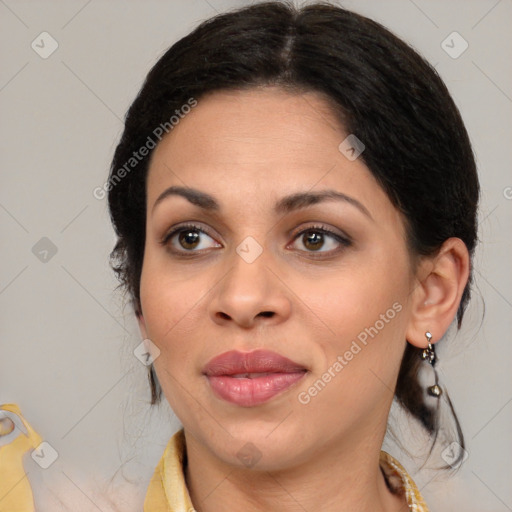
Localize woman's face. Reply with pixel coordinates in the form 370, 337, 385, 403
139, 87, 418, 470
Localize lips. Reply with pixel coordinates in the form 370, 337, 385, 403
203, 350, 307, 407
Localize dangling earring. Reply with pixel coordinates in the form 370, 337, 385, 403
421, 331, 442, 397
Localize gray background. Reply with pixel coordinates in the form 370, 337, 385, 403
1, 0, 511, 510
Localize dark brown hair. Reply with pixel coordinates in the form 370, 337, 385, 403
107, 1, 479, 467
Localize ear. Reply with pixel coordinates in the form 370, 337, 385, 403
405, 237, 470, 347
137, 311, 148, 339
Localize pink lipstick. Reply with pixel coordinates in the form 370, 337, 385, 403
203, 350, 307, 407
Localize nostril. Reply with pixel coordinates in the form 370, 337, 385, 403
258, 311, 274, 318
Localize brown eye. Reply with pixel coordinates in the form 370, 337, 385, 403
302, 231, 325, 251
290, 225, 352, 255
178, 229, 201, 250
161, 223, 222, 254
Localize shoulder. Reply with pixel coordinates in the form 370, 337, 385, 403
144, 429, 192, 512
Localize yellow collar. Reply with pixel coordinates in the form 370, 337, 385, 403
144, 429, 429, 512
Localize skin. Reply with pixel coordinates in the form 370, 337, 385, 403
137, 87, 469, 512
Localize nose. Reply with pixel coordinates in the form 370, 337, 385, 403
208, 246, 291, 329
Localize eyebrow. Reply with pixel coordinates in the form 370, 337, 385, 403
151, 185, 372, 220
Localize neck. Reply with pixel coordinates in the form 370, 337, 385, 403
184, 426, 407, 512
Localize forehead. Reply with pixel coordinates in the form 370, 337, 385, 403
145, 87, 392, 221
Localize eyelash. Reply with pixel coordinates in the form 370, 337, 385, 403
160, 222, 352, 258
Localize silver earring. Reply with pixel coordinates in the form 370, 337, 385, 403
421, 331, 442, 397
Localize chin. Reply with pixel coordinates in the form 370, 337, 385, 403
206, 418, 315, 472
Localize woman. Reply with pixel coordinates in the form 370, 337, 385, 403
107, 2, 479, 510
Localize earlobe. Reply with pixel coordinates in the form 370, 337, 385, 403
406, 237, 470, 348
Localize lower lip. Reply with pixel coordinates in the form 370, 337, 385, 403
206, 372, 306, 407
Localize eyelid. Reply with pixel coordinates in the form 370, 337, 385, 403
289, 222, 351, 244
159, 222, 219, 246
160, 221, 353, 256
287, 223, 352, 256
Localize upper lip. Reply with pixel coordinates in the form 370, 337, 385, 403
203, 350, 307, 376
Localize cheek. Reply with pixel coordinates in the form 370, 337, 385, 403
307, 261, 408, 337
295, 280, 408, 425
139, 269, 205, 412
300, 251, 410, 395
139, 261, 201, 358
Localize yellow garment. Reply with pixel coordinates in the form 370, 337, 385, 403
0, 403, 42, 512
144, 428, 429, 511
